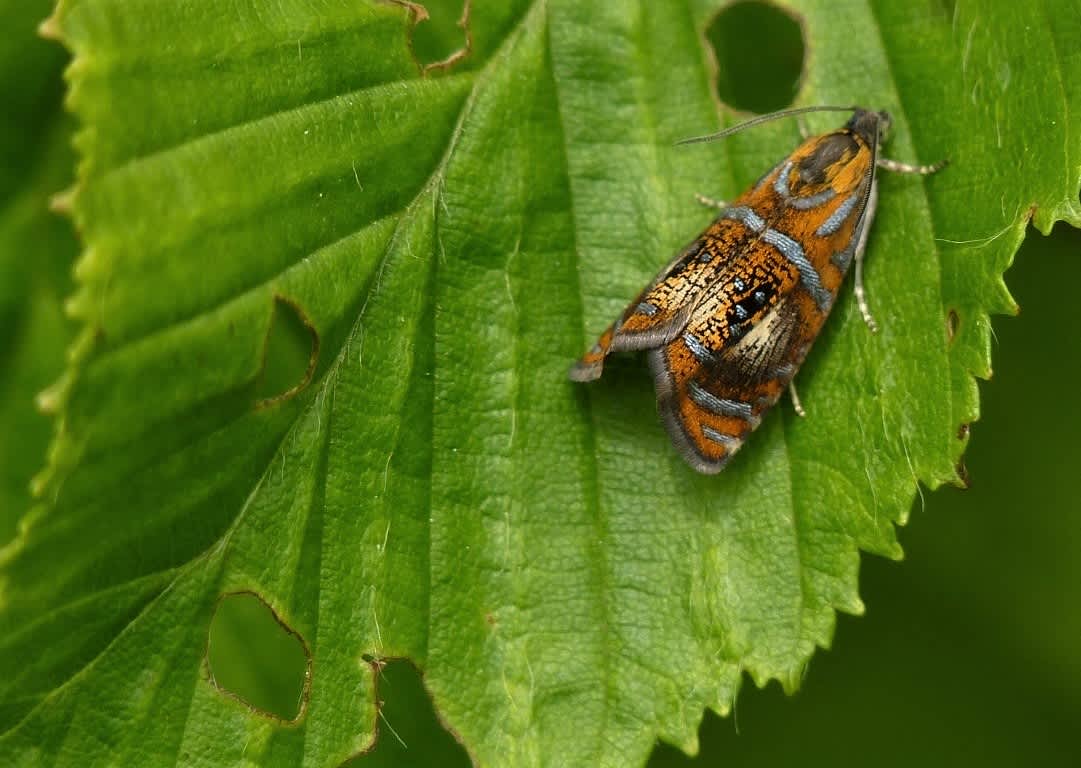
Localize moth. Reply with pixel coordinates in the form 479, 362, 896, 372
570, 106, 945, 474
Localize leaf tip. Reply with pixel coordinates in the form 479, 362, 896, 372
37, 13, 62, 42
49, 186, 77, 216
35, 378, 65, 416
62, 291, 84, 320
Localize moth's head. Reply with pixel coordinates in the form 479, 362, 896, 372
847, 109, 893, 147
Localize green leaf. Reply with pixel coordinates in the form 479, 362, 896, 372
0, 127, 76, 547
0, 0, 76, 544
2, 1, 1078, 767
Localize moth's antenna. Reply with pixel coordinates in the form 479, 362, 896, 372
676, 105, 857, 146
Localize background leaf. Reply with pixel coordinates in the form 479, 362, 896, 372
1, 1, 1078, 767
0, 0, 76, 545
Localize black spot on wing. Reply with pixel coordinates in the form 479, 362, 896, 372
711, 299, 805, 390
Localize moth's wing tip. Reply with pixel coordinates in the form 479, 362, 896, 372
660, 410, 734, 474
688, 458, 728, 475
650, 349, 746, 475
610, 303, 696, 355
568, 359, 604, 382
653, 391, 735, 476
673, 431, 734, 474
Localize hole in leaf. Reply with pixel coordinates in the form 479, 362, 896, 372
255, 295, 318, 408
704, 1, 805, 114
346, 659, 471, 766
207, 592, 310, 721
402, 0, 472, 74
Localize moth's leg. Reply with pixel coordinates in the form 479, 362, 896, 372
789, 382, 806, 418
853, 181, 880, 333
877, 157, 948, 175
694, 193, 728, 210
857, 156, 942, 329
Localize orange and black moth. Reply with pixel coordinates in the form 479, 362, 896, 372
570, 107, 945, 474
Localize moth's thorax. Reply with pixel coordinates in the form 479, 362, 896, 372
846, 108, 892, 145
782, 130, 873, 200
